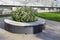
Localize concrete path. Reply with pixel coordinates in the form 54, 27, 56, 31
0, 17, 60, 40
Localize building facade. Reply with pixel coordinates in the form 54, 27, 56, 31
0, 0, 60, 14
0, 7, 12, 14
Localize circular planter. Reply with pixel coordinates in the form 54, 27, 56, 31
4, 18, 45, 34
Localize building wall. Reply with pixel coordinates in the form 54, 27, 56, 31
0, 7, 59, 14
0, 7, 12, 14
37, 7, 60, 12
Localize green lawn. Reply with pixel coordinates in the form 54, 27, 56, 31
37, 12, 60, 22
0, 14, 11, 18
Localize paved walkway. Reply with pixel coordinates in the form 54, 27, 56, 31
0, 17, 60, 40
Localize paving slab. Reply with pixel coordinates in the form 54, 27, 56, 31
0, 17, 60, 40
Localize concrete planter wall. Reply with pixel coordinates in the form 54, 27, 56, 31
4, 18, 45, 34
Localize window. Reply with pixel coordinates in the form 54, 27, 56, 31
48, 8, 54, 10
40, 8, 45, 10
